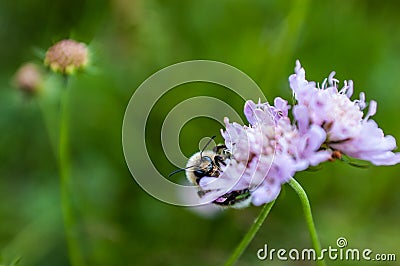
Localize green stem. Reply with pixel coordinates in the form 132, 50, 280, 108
224, 200, 275, 266
59, 89, 85, 266
288, 178, 326, 266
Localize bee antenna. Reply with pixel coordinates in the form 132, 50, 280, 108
168, 164, 196, 177
200, 135, 216, 158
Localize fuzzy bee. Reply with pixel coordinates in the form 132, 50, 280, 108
185, 142, 230, 185
170, 136, 252, 208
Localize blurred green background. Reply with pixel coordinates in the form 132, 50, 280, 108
1, 0, 399, 265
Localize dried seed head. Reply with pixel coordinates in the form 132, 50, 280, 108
44, 39, 89, 74
14, 63, 43, 94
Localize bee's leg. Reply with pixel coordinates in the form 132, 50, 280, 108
214, 155, 227, 169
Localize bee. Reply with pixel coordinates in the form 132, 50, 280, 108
170, 136, 252, 208
185, 142, 230, 185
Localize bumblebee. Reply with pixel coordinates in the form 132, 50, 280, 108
185, 143, 230, 185
170, 136, 251, 208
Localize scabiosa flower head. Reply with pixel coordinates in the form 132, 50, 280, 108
198, 98, 329, 207
13, 63, 43, 95
290, 60, 400, 165
188, 60, 399, 208
198, 110, 286, 207
245, 99, 330, 171
44, 39, 89, 75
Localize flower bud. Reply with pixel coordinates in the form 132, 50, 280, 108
44, 39, 89, 74
14, 63, 43, 95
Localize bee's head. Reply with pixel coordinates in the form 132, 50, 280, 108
169, 136, 217, 185
195, 156, 213, 176
184, 150, 216, 184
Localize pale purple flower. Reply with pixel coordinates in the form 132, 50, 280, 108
192, 60, 399, 208
198, 113, 285, 207
245, 99, 330, 171
198, 98, 329, 207
290, 60, 400, 165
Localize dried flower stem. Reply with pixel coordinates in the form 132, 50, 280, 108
224, 200, 275, 266
288, 178, 326, 266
